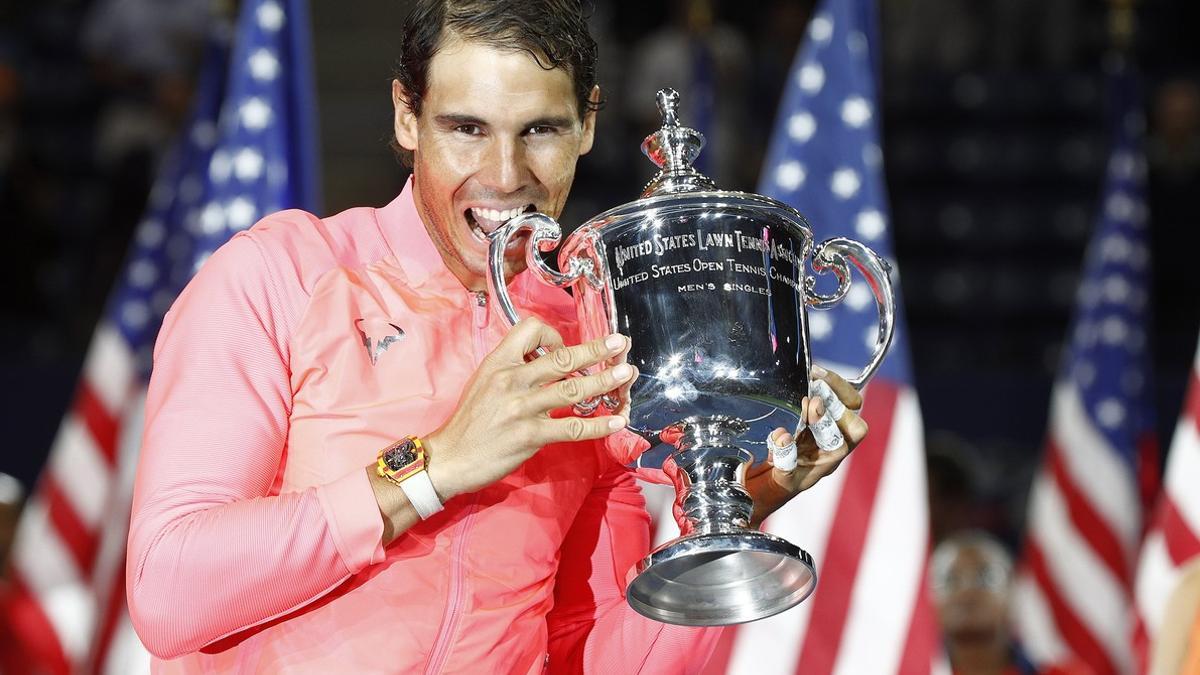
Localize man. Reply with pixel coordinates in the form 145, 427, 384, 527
127, 1, 868, 672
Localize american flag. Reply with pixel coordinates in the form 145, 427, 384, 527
1, 1, 318, 672
649, 0, 941, 671
1012, 63, 1157, 675
1132, 345, 1200, 662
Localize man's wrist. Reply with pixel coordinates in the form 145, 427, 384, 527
421, 433, 456, 502
376, 436, 445, 518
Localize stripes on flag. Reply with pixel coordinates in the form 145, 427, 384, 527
0, 2, 319, 672
1133, 346, 1200, 672
657, 0, 940, 672
1013, 61, 1155, 675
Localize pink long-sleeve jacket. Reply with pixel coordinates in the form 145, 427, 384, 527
126, 179, 719, 673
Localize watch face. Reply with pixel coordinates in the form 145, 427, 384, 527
384, 439, 418, 471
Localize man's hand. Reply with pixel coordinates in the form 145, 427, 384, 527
744, 366, 869, 526
423, 317, 637, 501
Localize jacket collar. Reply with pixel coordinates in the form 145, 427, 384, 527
374, 176, 540, 307
375, 177, 451, 289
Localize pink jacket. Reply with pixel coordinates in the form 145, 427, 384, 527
127, 180, 719, 673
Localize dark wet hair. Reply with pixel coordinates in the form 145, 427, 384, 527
390, 0, 602, 164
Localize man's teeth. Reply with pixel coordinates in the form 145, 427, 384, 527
470, 206, 527, 228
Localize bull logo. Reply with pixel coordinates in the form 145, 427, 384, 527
355, 318, 405, 366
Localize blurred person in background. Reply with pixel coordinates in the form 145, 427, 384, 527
81, 0, 211, 289
1150, 558, 1200, 675
926, 432, 981, 545
932, 531, 1088, 675
1148, 77, 1200, 186
625, 0, 753, 188
883, 0, 981, 73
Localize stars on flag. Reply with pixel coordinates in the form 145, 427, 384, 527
830, 167, 861, 199
775, 161, 806, 191
103, 0, 312, 367
808, 12, 833, 44
257, 0, 285, 32
808, 311, 833, 340
248, 48, 280, 82
788, 112, 816, 143
233, 147, 265, 181
840, 96, 872, 127
227, 197, 258, 230
797, 63, 825, 94
845, 283, 872, 311
758, 0, 910, 382
1053, 82, 1153, 460
239, 97, 273, 131
855, 208, 886, 240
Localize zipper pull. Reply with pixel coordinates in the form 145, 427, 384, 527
473, 290, 488, 307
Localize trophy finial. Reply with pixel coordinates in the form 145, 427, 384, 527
640, 88, 716, 196
657, 88, 681, 128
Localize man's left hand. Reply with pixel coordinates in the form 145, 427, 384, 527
744, 366, 869, 527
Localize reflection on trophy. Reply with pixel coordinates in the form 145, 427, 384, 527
488, 89, 896, 626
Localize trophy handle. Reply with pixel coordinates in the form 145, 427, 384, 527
806, 237, 896, 390
487, 213, 618, 414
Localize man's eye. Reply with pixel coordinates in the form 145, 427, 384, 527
526, 125, 556, 136
455, 125, 482, 136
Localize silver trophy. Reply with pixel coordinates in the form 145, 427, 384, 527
487, 89, 896, 626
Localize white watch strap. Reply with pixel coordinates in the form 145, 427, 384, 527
399, 470, 443, 519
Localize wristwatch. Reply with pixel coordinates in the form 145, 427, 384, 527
376, 436, 443, 519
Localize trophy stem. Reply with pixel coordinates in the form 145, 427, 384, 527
667, 416, 755, 536
627, 415, 818, 626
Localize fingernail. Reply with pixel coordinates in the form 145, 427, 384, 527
811, 365, 828, 379
611, 363, 632, 379
608, 416, 627, 430
813, 397, 826, 417
605, 334, 625, 351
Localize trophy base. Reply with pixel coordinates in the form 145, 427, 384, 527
627, 530, 817, 626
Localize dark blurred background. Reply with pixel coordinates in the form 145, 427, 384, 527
0, 0, 1197, 546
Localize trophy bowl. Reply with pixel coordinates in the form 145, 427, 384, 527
487, 89, 896, 626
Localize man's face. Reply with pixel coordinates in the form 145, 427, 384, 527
932, 544, 1010, 648
393, 34, 597, 291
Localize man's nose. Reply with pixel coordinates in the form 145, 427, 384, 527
479, 138, 529, 193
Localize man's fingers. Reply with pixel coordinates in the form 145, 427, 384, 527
525, 362, 637, 412
810, 379, 847, 422
812, 364, 863, 412
495, 317, 565, 365
525, 333, 627, 385
836, 410, 869, 449
806, 380, 867, 450
798, 395, 844, 456
540, 414, 627, 445
767, 426, 798, 471
610, 364, 639, 419
810, 410, 846, 453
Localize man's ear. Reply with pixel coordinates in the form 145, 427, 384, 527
579, 85, 601, 156
393, 79, 419, 152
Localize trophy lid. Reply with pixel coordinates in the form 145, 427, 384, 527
640, 88, 717, 197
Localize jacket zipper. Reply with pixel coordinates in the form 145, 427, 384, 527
424, 290, 490, 674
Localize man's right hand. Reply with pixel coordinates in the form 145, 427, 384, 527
422, 317, 636, 502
